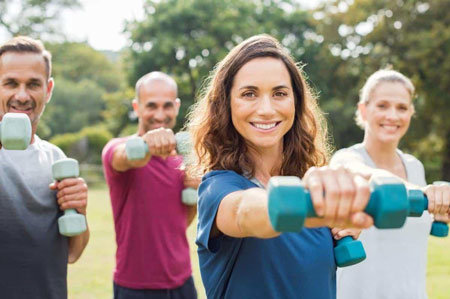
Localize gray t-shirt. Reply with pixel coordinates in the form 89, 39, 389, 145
331, 143, 432, 299
0, 135, 69, 299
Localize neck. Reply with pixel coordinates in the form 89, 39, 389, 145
362, 133, 399, 166
248, 143, 283, 187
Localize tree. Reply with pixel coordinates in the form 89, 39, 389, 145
38, 42, 124, 137
0, 0, 80, 38
124, 0, 317, 130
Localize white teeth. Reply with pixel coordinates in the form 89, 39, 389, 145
253, 123, 277, 130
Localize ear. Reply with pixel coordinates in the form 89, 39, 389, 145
358, 102, 367, 122
45, 78, 54, 104
174, 98, 181, 116
132, 98, 140, 117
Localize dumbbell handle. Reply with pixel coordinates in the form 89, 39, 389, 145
52, 159, 87, 237
408, 182, 449, 237
125, 132, 191, 160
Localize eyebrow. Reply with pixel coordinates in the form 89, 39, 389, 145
238, 84, 290, 91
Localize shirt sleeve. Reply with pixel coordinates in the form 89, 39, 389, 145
329, 148, 365, 167
102, 138, 125, 178
196, 170, 249, 253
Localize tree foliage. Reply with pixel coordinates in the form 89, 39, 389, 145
0, 0, 80, 38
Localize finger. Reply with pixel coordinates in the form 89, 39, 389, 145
304, 171, 325, 217
435, 187, 444, 214
56, 183, 86, 199
321, 169, 340, 226
425, 186, 436, 213
58, 192, 87, 207
49, 182, 58, 190
56, 178, 87, 190
352, 174, 371, 213
334, 168, 355, 227
60, 198, 87, 212
443, 187, 450, 214
351, 211, 373, 229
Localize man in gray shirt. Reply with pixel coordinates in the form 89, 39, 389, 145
0, 36, 90, 298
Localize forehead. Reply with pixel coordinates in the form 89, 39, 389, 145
371, 81, 412, 104
0, 52, 47, 81
233, 57, 292, 89
139, 79, 177, 104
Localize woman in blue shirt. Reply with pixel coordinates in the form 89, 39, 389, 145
186, 34, 374, 299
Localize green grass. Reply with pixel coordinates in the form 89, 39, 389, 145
69, 187, 450, 299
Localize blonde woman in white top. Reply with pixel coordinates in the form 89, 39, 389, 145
331, 69, 450, 299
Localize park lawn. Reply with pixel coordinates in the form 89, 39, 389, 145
68, 187, 450, 299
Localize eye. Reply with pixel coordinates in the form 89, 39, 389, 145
377, 103, 387, 109
3, 80, 17, 87
398, 106, 408, 111
274, 91, 288, 98
28, 82, 41, 89
242, 91, 256, 98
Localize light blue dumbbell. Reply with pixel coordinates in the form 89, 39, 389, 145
125, 132, 198, 205
0, 113, 31, 150
268, 176, 408, 267
408, 181, 449, 237
52, 158, 87, 237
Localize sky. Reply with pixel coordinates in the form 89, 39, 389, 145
62, 0, 145, 51
1, 0, 322, 52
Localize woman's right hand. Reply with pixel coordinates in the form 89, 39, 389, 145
302, 166, 373, 229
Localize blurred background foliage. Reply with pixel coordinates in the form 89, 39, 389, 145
1, 0, 449, 182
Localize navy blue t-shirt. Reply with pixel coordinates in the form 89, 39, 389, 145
196, 170, 336, 299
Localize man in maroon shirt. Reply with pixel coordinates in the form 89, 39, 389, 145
102, 72, 198, 299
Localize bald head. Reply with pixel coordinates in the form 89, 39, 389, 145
135, 72, 178, 102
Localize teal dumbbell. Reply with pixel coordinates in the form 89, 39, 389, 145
268, 176, 408, 267
0, 113, 32, 150
408, 181, 449, 237
52, 158, 87, 237
125, 132, 198, 205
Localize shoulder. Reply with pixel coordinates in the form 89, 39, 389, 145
35, 136, 66, 159
330, 144, 365, 166
201, 170, 251, 189
398, 150, 424, 170
199, 170, 254, 203
101, 136, 129, 163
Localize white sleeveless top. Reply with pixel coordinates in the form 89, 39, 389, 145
331, 143, 432, 299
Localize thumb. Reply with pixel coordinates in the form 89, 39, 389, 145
49, 181, 58, 190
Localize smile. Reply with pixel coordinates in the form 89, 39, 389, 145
250, 122, 280, 130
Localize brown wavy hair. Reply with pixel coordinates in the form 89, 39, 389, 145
186, 34, 329, 178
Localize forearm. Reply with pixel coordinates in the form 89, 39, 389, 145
230, 188, 280, 239
68, 227, 90, 264
112, 144, 151, 172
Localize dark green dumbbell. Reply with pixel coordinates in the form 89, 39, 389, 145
125, 132, 198, 205
0, 113, 31, 150
408, 181, 449, 237
267, 176, 408, 267
52, 158, 87, 237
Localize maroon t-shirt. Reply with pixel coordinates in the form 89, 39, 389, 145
102, 137, 192, 289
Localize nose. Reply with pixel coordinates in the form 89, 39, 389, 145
256, 94, 276, 117
385, 107, 399, 120
153, 107, 166, 122
14, 86, 31, 103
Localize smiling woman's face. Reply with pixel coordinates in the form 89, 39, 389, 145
230, 57, 295, 152
360, 81, 414, 144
